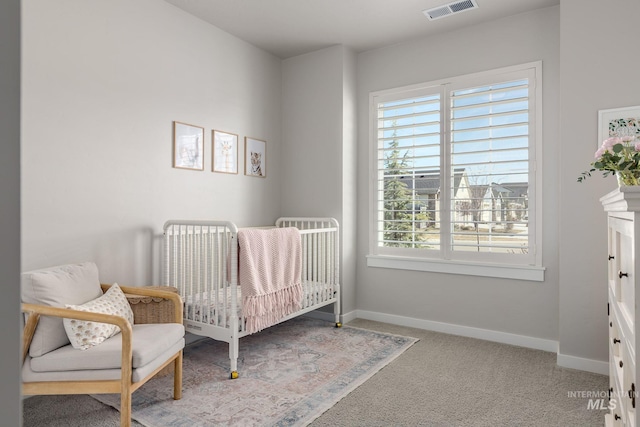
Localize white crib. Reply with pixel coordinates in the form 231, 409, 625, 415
163, 217, 341, 378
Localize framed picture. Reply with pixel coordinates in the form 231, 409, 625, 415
598, 106, 640, 148
173, 121, 204, 170
212, 130, 238, 174
245, 137, 266, 178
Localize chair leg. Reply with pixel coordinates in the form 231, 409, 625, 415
174, 350, 183, 400
120, 387, 132, 427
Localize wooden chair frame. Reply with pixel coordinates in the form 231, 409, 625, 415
22, 284, 184, 427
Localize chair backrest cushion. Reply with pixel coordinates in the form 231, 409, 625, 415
22, 262, 103, 357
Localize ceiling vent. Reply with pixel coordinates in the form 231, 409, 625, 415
423, 0, 478, 21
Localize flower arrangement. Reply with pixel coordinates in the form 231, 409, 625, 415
578, 135, 640, 185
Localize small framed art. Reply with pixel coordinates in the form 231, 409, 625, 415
245, 137, 266, 178
173, 121, 204, 170
212, 130, 238, 174
598, 106, 640, 147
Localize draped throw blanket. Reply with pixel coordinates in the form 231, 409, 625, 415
237, 227, 303, 334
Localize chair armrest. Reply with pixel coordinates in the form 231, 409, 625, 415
21, 303, 133, 331
101, 284, 183, 324
22, 311, 39, 364
20, 303, 133, 377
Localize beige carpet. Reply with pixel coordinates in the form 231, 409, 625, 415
23, 318, 608, 427
311, 319, 608, 427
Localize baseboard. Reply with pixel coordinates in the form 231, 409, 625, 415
557, 353, 609, 375
185, 332, 208, 345
310, 308, 607, 375
341, 310, 357, 324
305, 309, 357, 324
355, 309, 559, 353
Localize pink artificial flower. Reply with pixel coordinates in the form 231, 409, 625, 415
635, 141, 640, 152
595, 137, 621, 158
602, 136, 622, 149
621, 135, 635, 143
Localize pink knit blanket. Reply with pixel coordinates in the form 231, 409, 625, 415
237, 227, 303, 334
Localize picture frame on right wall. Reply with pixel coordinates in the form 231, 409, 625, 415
245, 137, 266, 178
598, 105, 640, 148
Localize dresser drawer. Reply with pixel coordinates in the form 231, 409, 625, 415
609, 216, 635, 329
622, 342, 636, 425
612, 323, 623, 360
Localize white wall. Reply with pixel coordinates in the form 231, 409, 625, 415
281, 47, 344, 218
558, 0, 640, 365
1, 0, 21, 422
281, 45, 358, 315
22, 0, 283, 284
355, 7, 561, 343
342, 48, 358, 317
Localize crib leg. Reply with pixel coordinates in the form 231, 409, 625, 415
334, 288, 342, 328
229, 333, 239, 379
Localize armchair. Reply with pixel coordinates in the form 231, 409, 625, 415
21, 262, 184, 427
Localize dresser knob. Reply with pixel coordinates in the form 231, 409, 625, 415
619, 271, 629, 279
610, 322, 613, 327
615, 414, 621, 420
613, 338, 621, 344
609, 255, 615, 260
630, 383, 636, 409
620, 360, 624, 368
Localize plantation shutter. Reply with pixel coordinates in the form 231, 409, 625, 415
449, 77, 531, 256
375, 88, 442, 250
371, 64, 538, 269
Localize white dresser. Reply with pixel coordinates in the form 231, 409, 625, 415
602, 187, 640, 426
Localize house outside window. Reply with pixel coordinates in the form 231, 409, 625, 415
368, 62, 544, 281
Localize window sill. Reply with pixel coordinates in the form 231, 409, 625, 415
366, 255, 545, 282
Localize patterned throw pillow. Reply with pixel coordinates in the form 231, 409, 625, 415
62, 283, 134, 350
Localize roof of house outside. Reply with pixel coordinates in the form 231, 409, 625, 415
499, 182, 528, 198
464, 182, 529, 199
389, 170, 529, 201
396, 168, 467, 195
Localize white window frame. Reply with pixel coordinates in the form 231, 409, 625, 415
367, 62, 544, 282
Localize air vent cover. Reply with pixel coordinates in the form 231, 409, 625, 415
423, 0, 478, 20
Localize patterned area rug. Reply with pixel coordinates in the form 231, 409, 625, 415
92, 317, 417, 426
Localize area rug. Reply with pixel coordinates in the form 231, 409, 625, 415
92, 317, 418, 426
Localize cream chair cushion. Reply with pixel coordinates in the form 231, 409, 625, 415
23, 323, 185, 383
21, 262, 103, 357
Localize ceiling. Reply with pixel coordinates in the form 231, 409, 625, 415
163, 0, 559, 59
